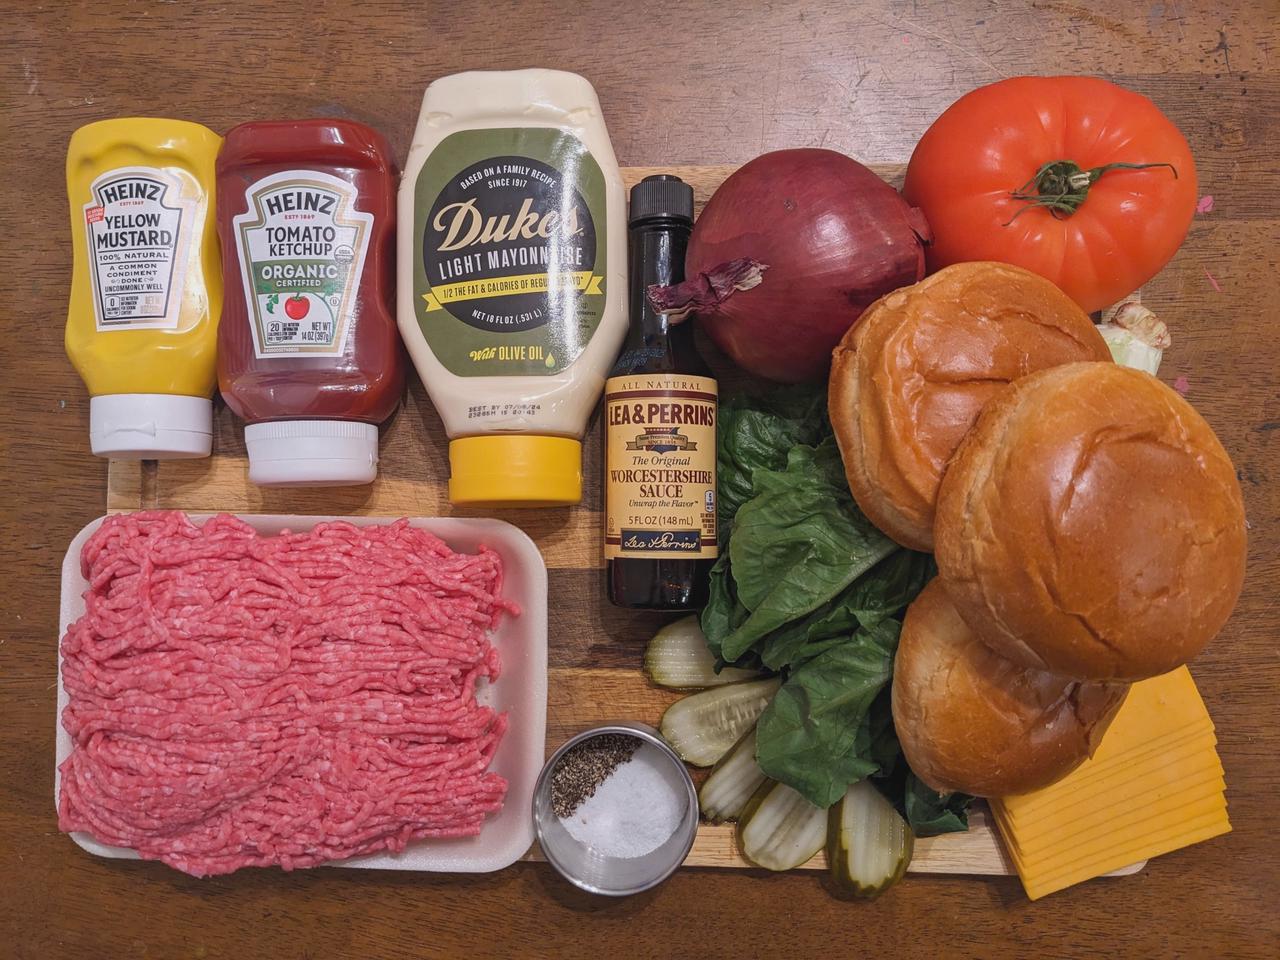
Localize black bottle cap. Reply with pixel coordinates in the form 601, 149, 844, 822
629, 174, 694, 226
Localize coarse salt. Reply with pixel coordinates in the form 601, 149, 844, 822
560, 742, 686, 859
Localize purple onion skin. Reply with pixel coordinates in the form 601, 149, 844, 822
680, 149, 929, 383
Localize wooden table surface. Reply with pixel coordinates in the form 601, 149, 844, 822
3, 2, 1278, 957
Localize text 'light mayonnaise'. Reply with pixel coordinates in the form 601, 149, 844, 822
398, 70, 628, 506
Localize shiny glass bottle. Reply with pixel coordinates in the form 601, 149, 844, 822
604, 175, 718, 609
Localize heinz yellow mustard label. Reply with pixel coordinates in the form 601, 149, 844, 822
65, 118, 223, 399
604, 374, 718, 560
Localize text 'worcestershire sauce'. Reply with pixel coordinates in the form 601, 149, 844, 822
604, 176, 717, 609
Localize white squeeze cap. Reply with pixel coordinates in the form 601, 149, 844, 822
89, 393, 213, 460
244, 420, 379, 487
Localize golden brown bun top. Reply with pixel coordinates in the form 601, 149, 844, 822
892, 579, 1128, 798
830, 261, 1111, 551
935, 362, 1247, 681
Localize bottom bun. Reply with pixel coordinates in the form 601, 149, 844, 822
893, 579, 1128, 797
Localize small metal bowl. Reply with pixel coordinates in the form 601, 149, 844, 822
533, 722, 698, 896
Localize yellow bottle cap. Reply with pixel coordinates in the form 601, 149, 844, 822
448, 435, 582, 507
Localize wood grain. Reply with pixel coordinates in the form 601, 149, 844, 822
3, 2, 1278, 958
523, 808, 1146, 878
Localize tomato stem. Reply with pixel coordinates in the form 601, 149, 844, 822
1005, 160, 1178, 224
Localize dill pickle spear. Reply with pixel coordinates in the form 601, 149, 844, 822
827, 779, 914, 898
644, 616, 765, 690
737, 779, 828, 871
699, 725, 767, 822
659, 677, 781, 767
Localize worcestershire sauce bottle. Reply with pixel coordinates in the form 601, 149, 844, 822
604, 176, 717, 609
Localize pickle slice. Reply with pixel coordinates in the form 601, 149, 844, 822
827, 779, 914, 898
644, 616, 764, 690
737, 779, 828, 871
699, 725, 767, 822
659, 677, 781, 767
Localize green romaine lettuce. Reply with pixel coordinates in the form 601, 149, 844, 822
701, 554, 747, 663
755, 621, 900, 808
719, 442, 896, 663
694, 389, 970, 831
756, 550, 935, 670
716, 386, 830, 530
903, 773, 974, 837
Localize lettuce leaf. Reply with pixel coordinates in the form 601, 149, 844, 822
836, 549, 937, 629
701, 553, 747, 662
716, 386, 830, 531
719, 442, 896, 663
755, 621, 900, 808
865, 686, 901, 776
756, 550, 935, 670
903, 773, 974, 837
698, 390, 969, 830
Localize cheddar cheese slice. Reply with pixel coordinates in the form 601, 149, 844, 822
992, 799, 1228, 879
1000, 722, 1214, 820
1017, 791, 1228, 877
998, 733, 1221, 836
1085, 667, 1209, 760
1022, 811, 1230, 901
989, 666, 1229, 900
1003, 772, 1225, 858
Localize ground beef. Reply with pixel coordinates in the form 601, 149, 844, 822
58, 511, 519, 877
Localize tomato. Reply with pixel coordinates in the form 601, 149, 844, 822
284, 294, 309, 320
903, 76, 1197, 314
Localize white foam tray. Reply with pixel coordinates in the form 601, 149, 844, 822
55, 513, 548, 874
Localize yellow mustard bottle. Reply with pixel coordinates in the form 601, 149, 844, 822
65, 118, 222, 458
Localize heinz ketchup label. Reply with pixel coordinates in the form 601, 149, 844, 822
232, 170, 372, 358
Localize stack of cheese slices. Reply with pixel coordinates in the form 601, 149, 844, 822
990, 666, 1228, 899
829, 262, 1247, 897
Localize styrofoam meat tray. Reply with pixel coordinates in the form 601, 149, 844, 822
55, 513, 548, 874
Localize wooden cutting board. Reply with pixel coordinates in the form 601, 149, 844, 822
102, 164, 1142, 880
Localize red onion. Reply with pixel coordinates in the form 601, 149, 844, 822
649, 149, 930, 383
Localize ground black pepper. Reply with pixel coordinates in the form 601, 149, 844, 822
550, 733, 641, 819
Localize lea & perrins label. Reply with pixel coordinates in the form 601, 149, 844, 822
604, 374, 718, 559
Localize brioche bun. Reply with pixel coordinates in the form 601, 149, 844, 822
893, 579, 1128, 797
935, 362, 1247, 681
830, 262, 1111, 550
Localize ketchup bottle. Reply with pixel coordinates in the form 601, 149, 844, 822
217, 120, 403, 486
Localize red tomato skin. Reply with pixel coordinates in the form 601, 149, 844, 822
903, 76, 1197, 314
284, 295, 309, 320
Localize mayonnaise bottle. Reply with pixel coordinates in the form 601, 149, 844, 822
65, 118, 222, 459
398, 70, 627, 506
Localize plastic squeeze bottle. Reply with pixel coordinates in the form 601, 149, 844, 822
217, 120, 403, 486
398, 70, 628, 506
65, 118, 223, 458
